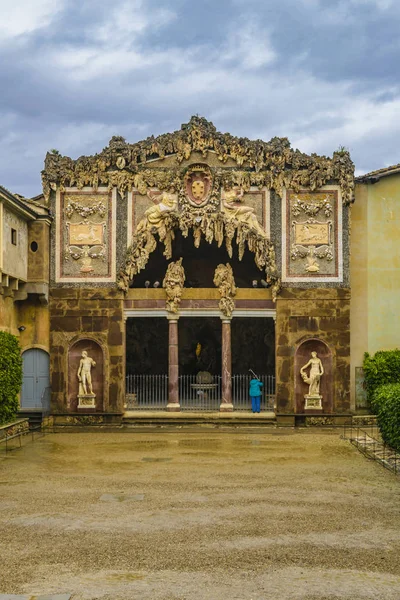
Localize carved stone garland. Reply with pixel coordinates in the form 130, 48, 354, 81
163, 258, 185, 314
213, 263, 237, 318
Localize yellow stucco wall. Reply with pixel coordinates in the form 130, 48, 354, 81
351, 175, 400, 407
0, 295, 49, 351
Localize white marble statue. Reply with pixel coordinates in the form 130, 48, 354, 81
300, 351, 324, 396
77, 350, 96, 396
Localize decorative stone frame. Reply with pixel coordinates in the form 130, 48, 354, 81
54, 187, 117, 284
281, 185, 344, 284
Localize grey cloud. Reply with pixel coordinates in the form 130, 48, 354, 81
0, 0, 399, 196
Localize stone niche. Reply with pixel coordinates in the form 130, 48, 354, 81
295, 339, 333, 413
68, 339, 104, 412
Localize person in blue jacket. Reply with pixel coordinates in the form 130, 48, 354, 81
249, 377, 263, 413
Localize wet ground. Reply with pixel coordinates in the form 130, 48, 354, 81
0, 429, 400, 599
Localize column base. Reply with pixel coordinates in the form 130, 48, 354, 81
166, 403, 181, 412
220, 402, 234, 412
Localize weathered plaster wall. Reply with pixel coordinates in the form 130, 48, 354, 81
49, 288, 125, 414
2, 206, 28, 280
0, 295, 19, 335
0, 296, 49, 354
351, 177, 400, 407
28, 221, 50, 282
276, 288, 350, 414
18, 299, 50, 352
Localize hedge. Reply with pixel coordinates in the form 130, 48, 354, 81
0, 331, 22, 425
363, 349, 400, 403
371, 383, 400, 452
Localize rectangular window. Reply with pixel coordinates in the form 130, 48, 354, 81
11, 228, 17, 245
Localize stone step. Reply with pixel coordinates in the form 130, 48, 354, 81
17, 410, 43, 429
121, 411, 276, 428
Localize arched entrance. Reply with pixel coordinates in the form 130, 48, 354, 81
21, 349, 50, 410
122, 183, 278, 412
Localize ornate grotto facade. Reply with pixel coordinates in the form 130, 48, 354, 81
37, 116, 354, 425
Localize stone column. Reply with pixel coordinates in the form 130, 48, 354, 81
122, 315, 128, 412
220, 318, 233, 412
167, 317, 180, 411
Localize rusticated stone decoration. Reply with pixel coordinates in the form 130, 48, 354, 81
163, 258, 186, 313
213, 263, 237, 318
283, 189, 341, 283
44, 116, 354, 294
136, 190, 178, 235
42, 116, 354, 206
119, 209, 280, 300
221, 187, 266, 237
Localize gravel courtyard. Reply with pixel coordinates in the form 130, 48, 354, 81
0, 429, 399, 599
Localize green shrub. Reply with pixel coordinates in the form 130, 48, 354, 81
372, 383, 400, 452
363, 350, 400, 403
0, 331, 22, 425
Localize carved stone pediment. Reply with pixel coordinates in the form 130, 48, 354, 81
42, 116, 354, 206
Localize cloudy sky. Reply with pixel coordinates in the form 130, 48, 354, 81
1, 0, 399, 197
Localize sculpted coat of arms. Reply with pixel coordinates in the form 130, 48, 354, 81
183, 164, 212, 207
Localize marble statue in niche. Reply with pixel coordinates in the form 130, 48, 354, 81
77, 350, 96, 409
300, 351, 324, 409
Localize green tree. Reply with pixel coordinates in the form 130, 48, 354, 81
0, 331, 22, 424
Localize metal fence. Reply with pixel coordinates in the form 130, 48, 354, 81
125, 373, 276, 412
232, 374, 276, 411
342, 422, 400, 475
179, 375, 222, 411
125, 374, 168, 410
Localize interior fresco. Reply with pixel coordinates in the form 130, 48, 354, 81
43, 117, 354, 423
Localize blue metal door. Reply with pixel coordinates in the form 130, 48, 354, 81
21, 349, 50, 409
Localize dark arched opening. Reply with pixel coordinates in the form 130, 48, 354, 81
130, 230, 265, 289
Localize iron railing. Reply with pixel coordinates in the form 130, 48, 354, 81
342, 421, 400, 475
232, 374, 276, 411
125, 373, 276, 412
179, 375, 222, 411
125, 374, 168, 410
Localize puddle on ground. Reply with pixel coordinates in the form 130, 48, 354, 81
141, 457, 172, 462
104, 572, 146, 582
100, 493, 145, 502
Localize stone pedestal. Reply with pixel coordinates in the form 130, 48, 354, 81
78, 394, 96, 409
304, 395, 323, 410
167, 317, 180, 411
220, 318, 233, 412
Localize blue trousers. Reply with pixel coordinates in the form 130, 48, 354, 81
251, 395, 261, 413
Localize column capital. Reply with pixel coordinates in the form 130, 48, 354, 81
220, 317, 232, 323
167, 314, 180, 322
